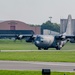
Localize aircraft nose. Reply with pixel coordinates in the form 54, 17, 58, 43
35, 41, 40, 44
40, 39, 44, 42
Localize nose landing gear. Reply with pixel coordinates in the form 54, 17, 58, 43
38, 47, 41, 50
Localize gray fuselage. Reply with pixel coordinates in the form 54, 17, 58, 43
34, 35, 57, 49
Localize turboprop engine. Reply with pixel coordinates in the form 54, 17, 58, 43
60, 35, 66, 40
56, 40, 67, 50
15, 34, 24, 40
70, 38, 75, 43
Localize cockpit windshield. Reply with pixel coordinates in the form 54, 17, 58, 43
35, 35, 43, 41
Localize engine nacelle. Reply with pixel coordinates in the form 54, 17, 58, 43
56, 40, 67, 50
26, 37, 33, 42
61, 41, 67, 46
15, 34, 24, 40
61, 35, 66, 40
70, 39, 75, 43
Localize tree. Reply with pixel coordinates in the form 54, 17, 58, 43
41, 20, 60, 34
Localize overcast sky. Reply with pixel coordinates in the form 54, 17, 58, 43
0, 0, 75, 24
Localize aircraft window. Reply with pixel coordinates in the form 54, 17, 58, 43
35, 36, 41, 41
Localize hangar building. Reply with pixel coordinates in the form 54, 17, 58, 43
0, 20, 41, 34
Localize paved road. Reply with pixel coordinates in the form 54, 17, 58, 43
0, 61, 75, 72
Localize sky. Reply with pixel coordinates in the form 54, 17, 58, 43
0, 0, 75, 25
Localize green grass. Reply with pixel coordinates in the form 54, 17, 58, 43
0, 39, 37, 50
0, 39, 75, 50
0, 51, 75, 62
0, 39, 75, 62
0, 70, 74, 75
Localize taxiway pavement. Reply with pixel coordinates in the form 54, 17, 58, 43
0, 61, 75, 72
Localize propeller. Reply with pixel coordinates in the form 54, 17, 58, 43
26, 34, 34, 42
14, 34, 24, 42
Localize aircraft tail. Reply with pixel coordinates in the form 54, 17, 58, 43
64, 15, 73, 35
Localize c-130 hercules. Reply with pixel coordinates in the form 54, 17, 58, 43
23, 15, 74, 50
0, 15, 75, 50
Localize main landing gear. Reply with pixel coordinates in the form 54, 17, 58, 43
56, 46, 61, 50
38, 47, 48, 50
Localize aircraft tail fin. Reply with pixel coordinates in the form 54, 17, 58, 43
64, 15, 73, 35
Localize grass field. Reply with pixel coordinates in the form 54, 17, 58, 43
0, 39, 37, 50
0, 51, 75, 62
0, 70, 74, 75
0, 39, 75, 62
0, 39, 75, 50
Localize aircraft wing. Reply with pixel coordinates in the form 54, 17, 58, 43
0, 34, 36, 42
55, 35, 75, 40
0, 34, 16, 38
22, 34, 37, 42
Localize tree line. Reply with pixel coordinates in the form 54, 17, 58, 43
41, 20, 60, 34
31, 20, 60, 34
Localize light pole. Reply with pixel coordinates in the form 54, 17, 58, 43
49, 17, 52, 22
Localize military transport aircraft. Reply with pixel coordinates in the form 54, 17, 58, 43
0, 15, 75, 50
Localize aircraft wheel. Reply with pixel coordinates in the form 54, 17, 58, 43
38, 47, 41, 50
56, 47, 61, 50
44, 48, 48, 50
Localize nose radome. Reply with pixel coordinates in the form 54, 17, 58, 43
35, 41, 40, 44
